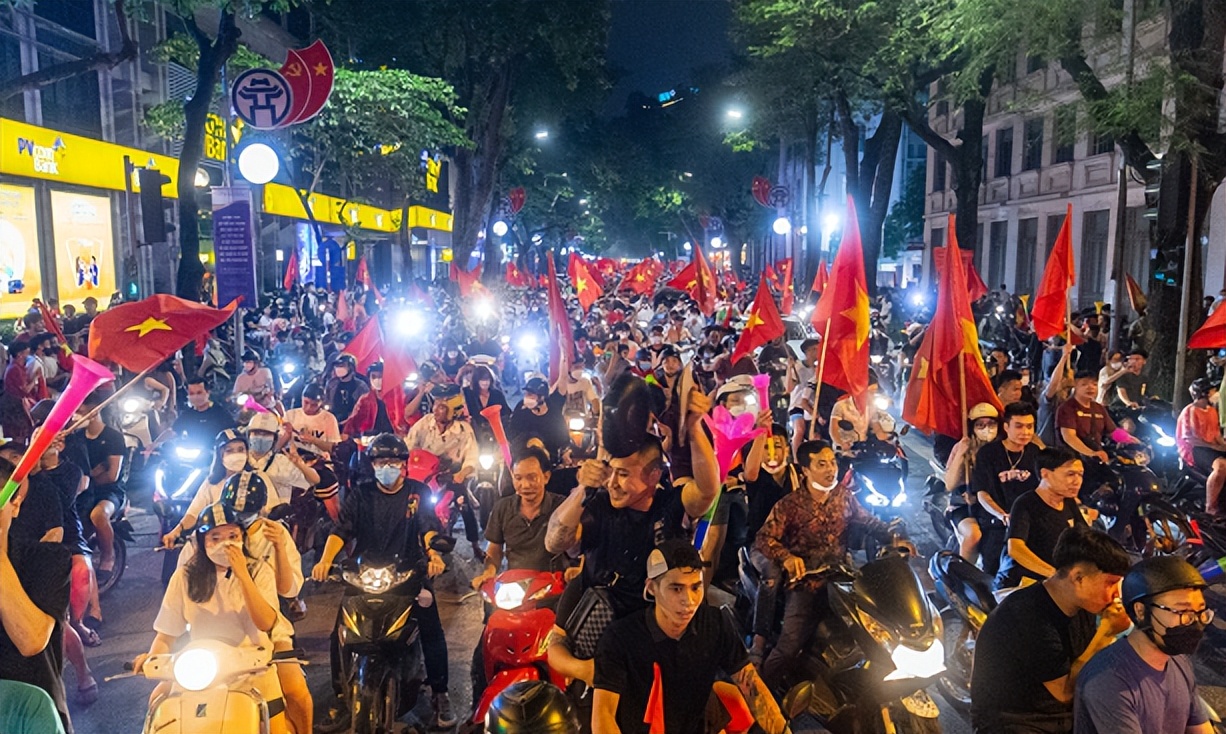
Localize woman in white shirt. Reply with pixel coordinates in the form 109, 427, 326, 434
133, 503, 287, 733
161, 430, 257, 548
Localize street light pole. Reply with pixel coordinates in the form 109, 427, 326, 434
1109, 148, 1128, 354
1173, 155, 1198, 409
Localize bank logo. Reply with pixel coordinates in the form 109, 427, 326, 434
15, 135, 65, 175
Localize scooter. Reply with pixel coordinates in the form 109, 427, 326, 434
1081, 443, 1167, 552
1110, 398, 1179, 485
119, 639, 301, 734
464, 569, 568, 732
780, 547, 946, 734
152, 438, 211, 585
330, 541, 453, 734
927, 550, 997, 712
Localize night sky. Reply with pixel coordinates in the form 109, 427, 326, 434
605, 0, 732, 114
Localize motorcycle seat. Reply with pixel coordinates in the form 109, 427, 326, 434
933, 551, 996, 613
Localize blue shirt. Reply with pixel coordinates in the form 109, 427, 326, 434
1074, 636, 1207, 734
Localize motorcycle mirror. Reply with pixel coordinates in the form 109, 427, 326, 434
429, 536, 456, 554
898, 425, 910, 436
838, 420, 855, 432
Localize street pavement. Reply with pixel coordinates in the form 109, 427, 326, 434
65, 431, 1226, 733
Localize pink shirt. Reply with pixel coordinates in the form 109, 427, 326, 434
1176, 403, 1222, 466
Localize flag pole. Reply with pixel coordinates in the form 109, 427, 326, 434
64, 362, 160, 434
809, 317, 833, 440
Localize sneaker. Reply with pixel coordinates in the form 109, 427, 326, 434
432, 692, 457, 728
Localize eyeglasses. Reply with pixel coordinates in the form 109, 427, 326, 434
1149, 602, 1214, 627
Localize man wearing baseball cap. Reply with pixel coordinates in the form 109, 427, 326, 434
591, 539, 788, 734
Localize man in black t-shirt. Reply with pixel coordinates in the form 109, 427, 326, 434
1111, 349, 1148, 408
173, 377, 235, 442
973, 402, 1041, 576
995, 448, 1089, 590
592, 540, 787, 734
507, 377, 569, 462
971, 526, 1130, 734
0, 463, 73, 733
79, 394, 126, 581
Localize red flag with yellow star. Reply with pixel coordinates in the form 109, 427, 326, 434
730, 273, 785, 364
775, 257, 796, 314
567, 253, 603, 312
1031, 203, 1076, 341
88, 295, 238, 373
545, 252, 574, 384
811, 197, 872, 407
903, 222, 1002, 437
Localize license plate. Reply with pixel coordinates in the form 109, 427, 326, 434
900, 689, 940, 718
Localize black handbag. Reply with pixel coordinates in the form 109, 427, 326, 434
563, 586, 615, 660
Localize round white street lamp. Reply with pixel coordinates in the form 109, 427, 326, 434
492, 220, 509, 237
237, 142, 279, 185
772, 216, 792, 235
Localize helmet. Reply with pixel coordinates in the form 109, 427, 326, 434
241, 348, 261, 363
246, 412, 281, 435
418, 361, 440, 383
215, 428, 247, 449
522, 377, 550, 398
220, 471, 270, 521
29, 399, 54, 427
195, 502, 242, 536
430, 383, 465, 414
303, 384, 326, 402
968, 403, 1000, 421
658, 345, 682, 361
715, 375, 755, 403
366, 433, 410, 461
1189, 378, 1213, 402
367, 361, 384, 377
335, 353, 357, 372
1121, 556, 1207, 623
602, 374, 655, 459
484, 681, 580, 734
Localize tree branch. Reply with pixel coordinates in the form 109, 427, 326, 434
1056, 46, 1157, 178
0, 0, 137, 102
898, 101, 958, 163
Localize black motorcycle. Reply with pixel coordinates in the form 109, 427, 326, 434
927, 550, 997, 711
151, 439, 211, 585
1110, 398, 1179, 485
780, 548, 945, 734
1080, 444, 1166, 552
843, 422, 911, 544
329, 538, 454, 734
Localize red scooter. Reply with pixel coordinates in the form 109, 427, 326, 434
466, 569, 567, 730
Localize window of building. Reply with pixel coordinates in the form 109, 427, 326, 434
1045, 212, 1066, 257
936, 99, 949, 118
997, 57, 1017, 85
34, 0, 96, 40
0, 36, 22, 120
1080, 210, 1110, 307
932, 159, 946, 192
1016, 218, 1039, 296
1090, 130, 1115, 156
995, 126, 1014, 178
989, 220, 1008, 290
37, 52, 102, 138
981, 136, 990, 182
930, 227, 945, 259
1023, 117, 1045, 171
1053, 107, 1076, 163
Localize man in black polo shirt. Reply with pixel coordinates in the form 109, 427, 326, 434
471, 445, 567, 589
592, 540, 787, 734
173, 377, 235, 442
971, 526, 1131, 734
995, 448, 1089, 590
973, 402, 1041, 576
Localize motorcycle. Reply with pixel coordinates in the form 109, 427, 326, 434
120, 395, 159, 477
1110, 398, 1179, 485
464, 569, 568, 732
152, 439, 211, 585
920, 459, 957, 552
330, 540, 454, 734
562, 410, 598, 466
927, 550, 997, 711
1080, 443, 1167, 552
779, 547, 945, 734
197, 338, 233, 397
843, 419, 911, 533
120, 639, 302, 734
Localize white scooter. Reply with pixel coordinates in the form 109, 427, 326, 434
116, 639, 299, 734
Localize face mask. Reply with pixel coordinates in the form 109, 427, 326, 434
447, 351, 458, 359
374, 465, 401, 487
370, 378, 383, 391
1148, 615, 1206, 657
974, 426, 998, 443
206, 539, 241, 568
248, 436, 274, 455
189, 393, 209, 408
479, 380, 491, 390
522, 396, 539, 410
639, 361, 653, 371
1110, 362, 1122, 370
810, 479, 838, 493
222, 454, 247, 472
650, 336, 663, 344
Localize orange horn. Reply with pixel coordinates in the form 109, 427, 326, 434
481, 405, 513, 467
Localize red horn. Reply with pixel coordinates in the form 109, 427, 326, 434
481, 405, 513, 468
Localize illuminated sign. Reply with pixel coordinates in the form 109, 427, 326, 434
51, 191, 116, 310
0, 118, 178, 196
262, 183, 452, 232
0, 184, 43, 318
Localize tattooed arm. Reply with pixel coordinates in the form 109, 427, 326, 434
732, 663, 790, 734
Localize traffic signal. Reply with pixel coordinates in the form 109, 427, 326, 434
137, 168, 173, 243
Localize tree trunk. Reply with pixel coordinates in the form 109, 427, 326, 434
450, 65, 513, 268
175, 12, 240, 301
837, 92, 902, 296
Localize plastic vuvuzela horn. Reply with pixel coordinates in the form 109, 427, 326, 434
481, 405, 513, 468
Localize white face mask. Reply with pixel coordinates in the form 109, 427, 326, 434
974, 426, 999, 443
222, 454, 247, 472
522, 396, 539, 410
810, 479, 838, 493
206, 539, 242, 568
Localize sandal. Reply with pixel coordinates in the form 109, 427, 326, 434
74, 623, 101, 648
77, 678, 99, 705
82, 615, 103, 632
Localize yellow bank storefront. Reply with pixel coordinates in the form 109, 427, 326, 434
0, 117, 178, 320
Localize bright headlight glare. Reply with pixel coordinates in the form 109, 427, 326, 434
495, 581, 527, 610
475, 299, 495, 321
122, 398, 142, 413
175, 447, 202, 461
173, 648, 219, 691
519, 334, 538, 352
871, 354, 883, 364
568, 417, 586, 431
892, 491, 908, 508
283, 362, 296, 374
1157, 437, 1175, 448
874, 395, 890, 411
396, 310, 423, 337
884, 639, 946, 681
479, 454, 495, 470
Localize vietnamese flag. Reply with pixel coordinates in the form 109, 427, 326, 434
775, 258, 795, 315
643, 662, 665, 734
730, 273, 785, 364
506, 261, 531, 288
283, 248, 299, 292
694, 244, 717, 315
354, 257, 384, 305
764, 263, 781, 292
1031, 203, 1076, 341
811, 258, 829, 295
545, 252, 574, 384
89, 295, 238, 373
811, 197, 871, 407
1125, 272, 1148, 315
903, 221, 1002, 437
342, 315, 382, 372
567, 253, 603, 312
1188, 302, 1226, 349
967, 259, 990, 303
336, 291, 354, 331
452, 262, 485, 298
667, 261, 697, 293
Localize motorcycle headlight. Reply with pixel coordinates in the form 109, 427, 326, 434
173, 469, 204, 501
1153, 426, 1176, 447
173, 647, 219, 691
343, 566, 411, 595
870, 354, 883, 364
518, 334, 539, 353
122, 397, 142, 414
494, 581, 528, 610
860, 476, 889, 507
883, 639, 946, 681
175, 446, 202, 461
568, 417, 586, 431
154, 467, 167, 501
479, 454, 495, 470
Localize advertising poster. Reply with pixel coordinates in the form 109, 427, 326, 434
0, 184, 42, 319
212, 186, 257, 308
51, 190, 116, 310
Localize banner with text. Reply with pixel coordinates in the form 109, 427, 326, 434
212, 186, 257, 308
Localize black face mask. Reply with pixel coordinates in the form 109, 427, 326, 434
1146, 610, 1207, 656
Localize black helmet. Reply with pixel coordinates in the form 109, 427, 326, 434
659, 344, 681, 361
303, 384, 326, 402
522, 377, 549, 397
29, 399, 54, 427
220, 471, 270, 523
418, 361, 440, 382
1121, 556, 1207, 623
484, 681, 580, 734
366, 433, 409, 461
215, 428, 247, 449
195, 502, 242, 536
335, 353, 357, 371
602, 373, 655, 459
368, 361, 384, 377
241, 348, 261, 363
1189, 377, 1213, 402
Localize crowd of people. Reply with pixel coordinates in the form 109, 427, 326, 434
0, 264, 1219, 734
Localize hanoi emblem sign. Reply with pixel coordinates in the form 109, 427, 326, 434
230, 69, 294, 130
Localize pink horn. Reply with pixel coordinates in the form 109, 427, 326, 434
481, 405, 513, 468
